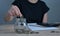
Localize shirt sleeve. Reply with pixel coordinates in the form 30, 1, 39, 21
41, 1, 49, 14
12, 0, 21, 8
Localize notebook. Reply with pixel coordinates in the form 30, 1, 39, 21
28, 23, 59, 31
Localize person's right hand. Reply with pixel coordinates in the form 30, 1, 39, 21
8, 5, 22, 17
4, 5, 22, 21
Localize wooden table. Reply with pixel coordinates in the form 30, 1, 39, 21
0, 24, 60, 36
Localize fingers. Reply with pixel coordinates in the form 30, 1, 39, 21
11, 9, 16, 16
15, 10, 20, 16
8, 8, 15, 16
14, 6, 22, 17
8, 9, 20, 17
8, 5, 23, 17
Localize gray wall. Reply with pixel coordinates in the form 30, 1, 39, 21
42, 0, 60, 23
0, 0, 60, 24
0, 0, 14, 24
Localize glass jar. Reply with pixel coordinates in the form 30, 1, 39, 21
14, 16, 27, 33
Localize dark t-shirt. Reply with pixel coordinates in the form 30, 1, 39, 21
12, 0, 49, 23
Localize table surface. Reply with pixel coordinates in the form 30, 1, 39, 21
0, 24, 60, 36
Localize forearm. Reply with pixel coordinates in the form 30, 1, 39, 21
4, 14, 14, 21
43, 13, 48, 23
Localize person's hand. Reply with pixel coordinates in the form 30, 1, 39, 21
8, 5, 22, 17
4, 5, 22, 21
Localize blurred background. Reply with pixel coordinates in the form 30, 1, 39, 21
0, 0, 60, 24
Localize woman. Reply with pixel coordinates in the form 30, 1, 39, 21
5, 0, 49, 24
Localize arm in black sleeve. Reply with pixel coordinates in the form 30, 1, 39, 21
41, 1, 50, 14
